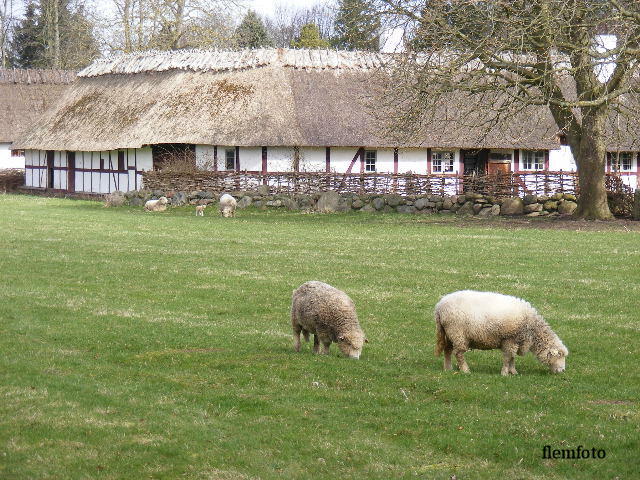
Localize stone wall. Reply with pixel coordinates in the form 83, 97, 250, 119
120, 187, 579, 217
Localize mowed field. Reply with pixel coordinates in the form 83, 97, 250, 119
0, 194, 638, 480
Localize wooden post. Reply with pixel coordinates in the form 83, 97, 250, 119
393, 148, 399, 174
325, 147, 331, 173
426, 148, 432, 174
544, 150, 550, 171
359, 148, 365, 174
213, 146, 218, 172
235, 146, 240, 172
514, 149, 520, 172
261, 146, 267, 174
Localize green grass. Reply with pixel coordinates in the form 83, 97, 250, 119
0, 194, 638, 480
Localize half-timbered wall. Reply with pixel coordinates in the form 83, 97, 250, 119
24, 147, 152, 193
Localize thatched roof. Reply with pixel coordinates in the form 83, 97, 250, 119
0, 69, 76, 143
14, 49, 565, 151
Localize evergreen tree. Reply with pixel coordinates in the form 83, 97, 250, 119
333, 0, 380, 51
234, 10, 273, 49
10, 1, 41, 68
290, 23, 329, 49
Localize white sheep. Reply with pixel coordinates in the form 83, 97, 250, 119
291, 281, 367, 359
434, 290, 568, 375
219, 193, 237, 218
144, 196, 168, 212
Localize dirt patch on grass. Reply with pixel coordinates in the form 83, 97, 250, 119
416, 216, 640, 232
589, 400, 635, 405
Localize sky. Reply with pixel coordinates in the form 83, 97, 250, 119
247, 0, 330, 18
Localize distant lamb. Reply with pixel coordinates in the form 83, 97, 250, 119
144, 196, 168, 212
195, 204, 206, 216
291, 281, 367, 359
434, 290, 568, 375
219, 193, 237, 218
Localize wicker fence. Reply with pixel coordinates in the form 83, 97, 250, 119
142, 170, 595, 197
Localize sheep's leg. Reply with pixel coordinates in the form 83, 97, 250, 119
292, 324, 302, 352
302, 329, 310, 342
313, 334, 320, 354
321, 341, 331, 355
443, 344, 453, 371
501, 343, 518, 376
453, 348, 470, 373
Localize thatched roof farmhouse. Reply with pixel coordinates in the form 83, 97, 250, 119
13, 48, 639, 194
0, 68, 75, 169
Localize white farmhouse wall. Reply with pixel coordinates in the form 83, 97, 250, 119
328, 147, 362, 173
549, 146, 576, 171
298, 147, 325, 172
0, 143, 25, 169
195, 145, 216, 169
399, 148, 429, 174
375, 148, 395, 173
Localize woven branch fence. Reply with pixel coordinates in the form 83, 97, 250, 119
142, 170, 629, 197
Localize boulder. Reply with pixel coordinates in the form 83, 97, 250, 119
396, 205, 416, 214
465, 192, 483, 200
472, 203, 484, 214
359, 204, 376, 212
129, 197, 145, 207
352, 199, 364, 209
266, 200, 283, 207
172, 191, 188, 206
281, 197, 299, 210
316, 191, 341, 213
557, 200, 578, 215
237, 196, 252, 209
563, 193, 577, 202
526, 211, 541, 217
385, 194, 405, 207
456, 201, 475, 216
477, 206, 494, 218
490, 204, 501, 216
552, 192, 564, 201
543, 200, 558, 211
442, 198, 453, 210
104, 191, 126, 207
501, 197, 524, 215
372, 197, 385, 210
257, 185, 270, 196
457, 194, 466, 204
523, 194, 538, 205
523, 203, 543, 213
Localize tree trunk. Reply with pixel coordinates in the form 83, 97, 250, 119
572, 110, 613, 220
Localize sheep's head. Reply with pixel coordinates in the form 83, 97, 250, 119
159, 196, 168, 205
540, 344, 569, 373
337, 330, 368, 359
221, 206, 234, 218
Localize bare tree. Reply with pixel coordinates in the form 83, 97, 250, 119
98, 0, 240, 53
372, 0, 640, 220
265, 1, 336, 48
0, 0, 17, 67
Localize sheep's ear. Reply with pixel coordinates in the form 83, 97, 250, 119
338, 335, 345, 341
364, 338, 369, 343
548, 349, 559, 357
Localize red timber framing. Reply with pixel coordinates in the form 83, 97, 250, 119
213, 146, 218, 171
637, 153, 640, 188
261, 147, 268, 174
235, 146, 240, 171
67, 151, 76, 191
544, 150, 550, 170
325, 147, 331, 173
47, 150, 55, 188
426, 148, 432, 174
514, 149, 520, 171
344, 148, 364, 175
393, 148, 399, 174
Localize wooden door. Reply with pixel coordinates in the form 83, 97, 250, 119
488, 161, 511, 175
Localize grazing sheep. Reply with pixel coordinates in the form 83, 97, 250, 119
144, 196, 168, 212
434, 290, 568, 375
291, 281, 367, 359
219, 193, 237, 218
195, 204, 206, 216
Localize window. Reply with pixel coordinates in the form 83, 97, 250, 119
365, 150, 376, 172
432, 151, 455, 173
489, 152, 512, 162
11, 149, 24, 157
118, 151, 126, 171
225, 149, 236, 170
611, 152, 633, 172
522, 150, 545, 170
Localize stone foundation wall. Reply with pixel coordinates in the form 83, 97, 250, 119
121, 187, 579, 217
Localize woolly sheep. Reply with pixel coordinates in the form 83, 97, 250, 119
144, 196, 168, 212
434, 290, 568, 375
291, 281, 367, 359
219, 193, 237, 218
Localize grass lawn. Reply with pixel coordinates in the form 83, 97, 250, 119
0, 194, 638, 479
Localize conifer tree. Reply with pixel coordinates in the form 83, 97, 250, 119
291, 23, 329, 49
333, 0, 380, 51
234, 10, 273, 49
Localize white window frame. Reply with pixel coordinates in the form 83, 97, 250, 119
611, 152, 633, 172
225, 149, 236, 170
522, 150, 545, 170
365, 150, 376, 172
432, 151, 455, 173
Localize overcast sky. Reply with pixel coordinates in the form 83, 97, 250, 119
246, 0, 332, 18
